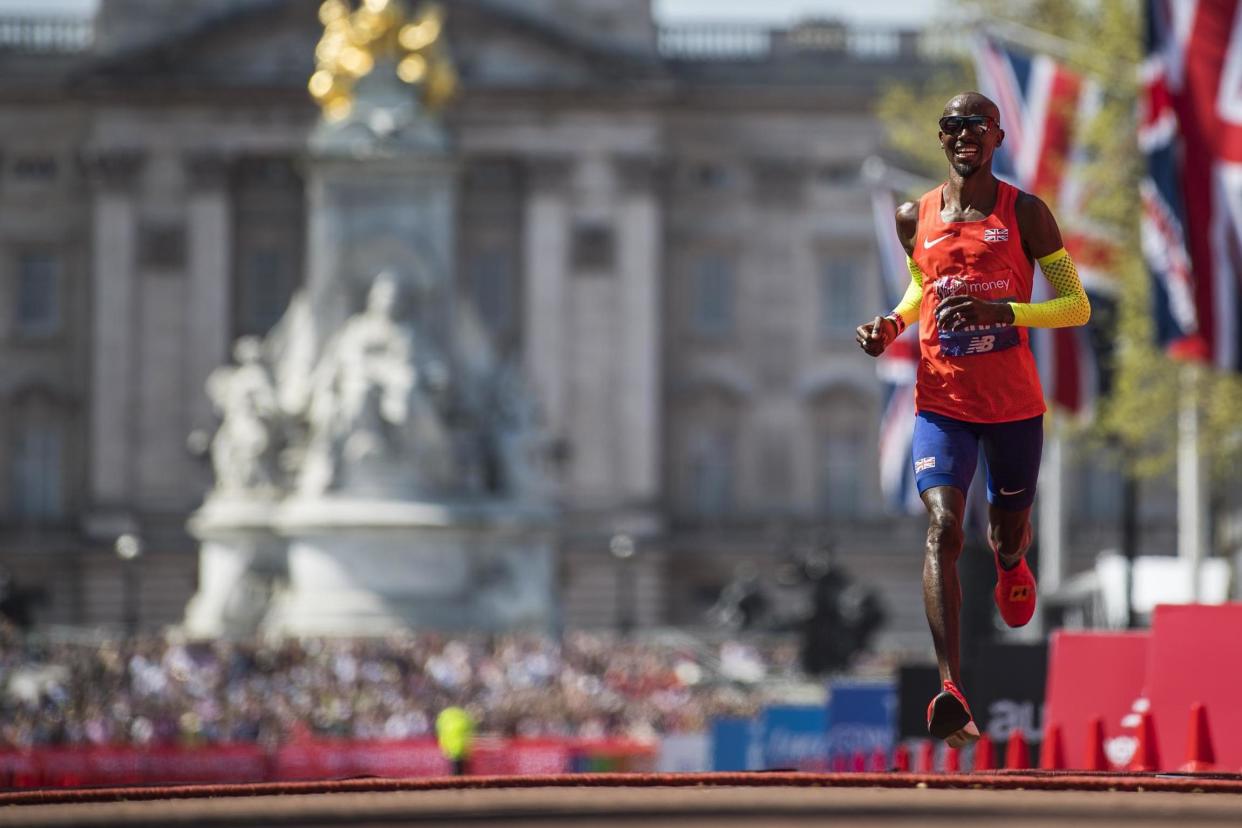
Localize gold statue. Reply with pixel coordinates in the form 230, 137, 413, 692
308, 0, 458, 122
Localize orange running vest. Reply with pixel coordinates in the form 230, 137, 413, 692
911, 181, 1045, 423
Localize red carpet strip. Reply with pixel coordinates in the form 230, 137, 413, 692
2, 770, 1242, 807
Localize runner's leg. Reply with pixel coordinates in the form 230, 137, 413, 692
912, 412, 979, 685
922, 485, 967, 684
981, 414, 1043, 565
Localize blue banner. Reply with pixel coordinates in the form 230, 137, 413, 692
710, 716, 757, 772
825, 680, 896, 759
760, 704, 828, 771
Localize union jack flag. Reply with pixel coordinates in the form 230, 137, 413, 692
1142, 0, 1242, 371
974, 35, 1119, 417
871, 187, 923, 515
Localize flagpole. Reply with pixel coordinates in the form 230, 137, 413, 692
1037, 408, 1065, 628
1177, 363, 1207, 601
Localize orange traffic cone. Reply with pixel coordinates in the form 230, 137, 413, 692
1005, 728, 1030, 770
973, 734, 996, 771
1181, 702, 1216, 773
1128, 710, 1160, 772
1085, 717, 1109, 771
892, 743, 911, 772
1039, 723, 1066, 770
944, 745, 961, 772
916, 739, 936, 773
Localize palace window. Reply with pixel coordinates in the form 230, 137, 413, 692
239, 248, 288, 335
687, 428, 735, 517
571, 222, 615, 273
138, 220, 186, 270
469, 248, 518, 347
690, 253, 735, 336
821, 429, 863, 518
10, 418, 63, 522
820, 256, 862, 336
14, 251, 60, 338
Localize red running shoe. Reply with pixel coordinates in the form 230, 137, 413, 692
993, 527, 1036, 628
926, 679, 979, 745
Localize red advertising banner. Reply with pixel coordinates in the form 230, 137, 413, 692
0, 737, 657, 788
1044, 630, 1150, 770
1145, 603, 1242, 772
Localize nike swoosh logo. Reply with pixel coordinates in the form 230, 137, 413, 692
999, 487, 1026, 496
923, 233, 954, 249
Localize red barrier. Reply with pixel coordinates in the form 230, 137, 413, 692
1043, 629, 1150, 771
0, 737, 656, 788
1145, 604, 1242, 772
471, 739, 572, 776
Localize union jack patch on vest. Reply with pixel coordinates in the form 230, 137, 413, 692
983, 228, 1009, 242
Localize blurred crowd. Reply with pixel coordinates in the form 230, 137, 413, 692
0, 624, 804, 749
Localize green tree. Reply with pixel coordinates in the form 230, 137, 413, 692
875, 0, 1242, 481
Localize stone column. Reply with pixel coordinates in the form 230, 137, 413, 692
615, 156, 663, 503
184, 153, 233, 442
522, 157, 572, 438
82, 150, 144, 539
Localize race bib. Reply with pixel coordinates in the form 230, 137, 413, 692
938, 322, 1020, 356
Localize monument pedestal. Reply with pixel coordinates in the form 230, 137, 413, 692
187, 498, 557, 637
184, 497, 286, 638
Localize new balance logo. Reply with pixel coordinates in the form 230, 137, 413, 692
983, 228, 1009, 242
964, 335, 997, 353
1009, 585, 1031, 601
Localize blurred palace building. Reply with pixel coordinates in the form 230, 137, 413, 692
0, 0, 1173, 649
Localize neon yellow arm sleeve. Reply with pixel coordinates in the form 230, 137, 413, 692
889, 256, 924, 327
1009, 248, 1091, 328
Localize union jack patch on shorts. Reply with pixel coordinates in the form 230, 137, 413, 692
983, 228, 1009, 242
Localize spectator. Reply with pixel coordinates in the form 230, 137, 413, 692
0, 622, 802, 749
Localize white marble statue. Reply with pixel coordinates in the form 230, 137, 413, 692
298, 270, 455, 497
206, 337, 278, 493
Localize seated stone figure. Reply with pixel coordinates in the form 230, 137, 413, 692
298, 270, 456, 498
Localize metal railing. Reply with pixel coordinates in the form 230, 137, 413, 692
0, 16, 94, 53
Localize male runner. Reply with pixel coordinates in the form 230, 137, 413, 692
855, 92, 1090, 747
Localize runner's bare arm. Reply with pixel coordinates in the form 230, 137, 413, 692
895, 200, 918, 255
856, 202, 921, 355
1014, 191, 1064, 260
1008, 193, 1090, 328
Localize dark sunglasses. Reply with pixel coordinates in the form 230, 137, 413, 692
938, 115, 996, 135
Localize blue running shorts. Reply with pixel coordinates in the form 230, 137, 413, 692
911, 410, 1043, 511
